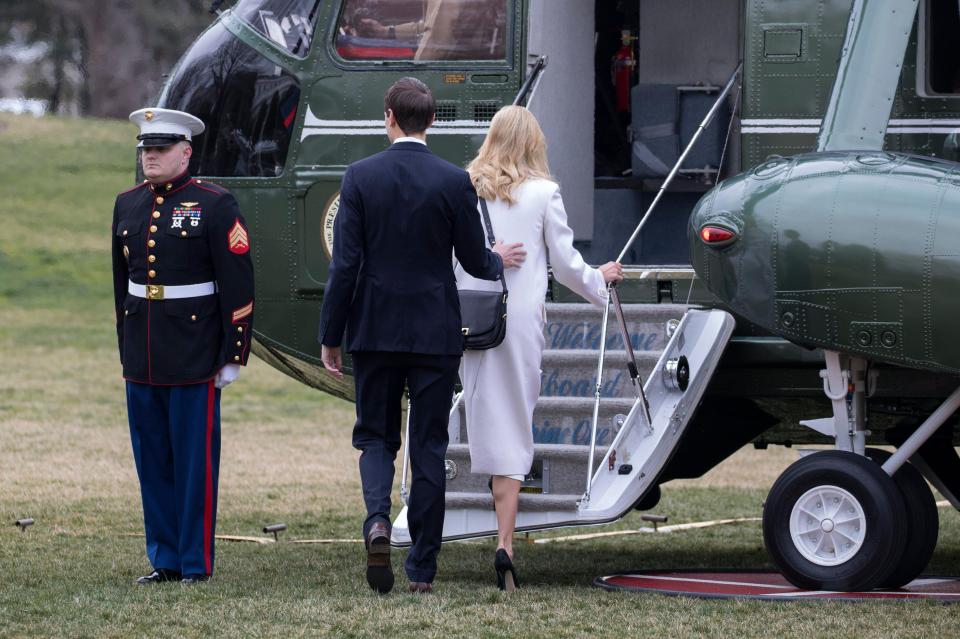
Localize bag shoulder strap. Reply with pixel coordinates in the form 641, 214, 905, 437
478, 198, 507, 294
479, 198, 495, 248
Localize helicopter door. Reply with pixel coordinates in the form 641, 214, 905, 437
586, 0, 742, 267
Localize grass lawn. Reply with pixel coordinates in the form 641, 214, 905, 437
2, 113, 959, 638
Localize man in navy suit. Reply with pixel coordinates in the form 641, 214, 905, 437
318, 78, 525, 594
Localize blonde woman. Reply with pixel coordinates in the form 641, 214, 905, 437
457, 106, 623, 590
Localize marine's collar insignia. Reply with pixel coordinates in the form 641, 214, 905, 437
123, 245, 130, 260
228, 219, 250, 254
180, 201, 199, 208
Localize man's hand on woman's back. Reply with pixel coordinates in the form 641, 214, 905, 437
493, 240, 526, 269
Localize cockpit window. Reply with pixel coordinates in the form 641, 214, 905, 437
334, 0, 508, 62
158, 22, 300, 178
233, 0, 323, 57
923, 0, 960, 95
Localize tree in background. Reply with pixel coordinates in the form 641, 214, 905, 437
0, 0, 215, 118
0, 3, 84, 113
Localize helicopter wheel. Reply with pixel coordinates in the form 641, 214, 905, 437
762, 450, 908, 591
865, 448, 939, 589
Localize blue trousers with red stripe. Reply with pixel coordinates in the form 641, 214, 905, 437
126, 380, 221, 577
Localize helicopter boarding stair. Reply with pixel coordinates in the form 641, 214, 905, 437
391, 62, 743, 545
390, 296, 735, 544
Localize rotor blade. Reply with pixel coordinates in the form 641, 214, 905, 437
817, 0, 920, 152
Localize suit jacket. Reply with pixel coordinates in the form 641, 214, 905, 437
318, 141, 502, 355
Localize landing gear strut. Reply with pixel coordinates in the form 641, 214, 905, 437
866, 448, 939, 589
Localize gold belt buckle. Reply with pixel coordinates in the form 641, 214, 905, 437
146, 284, 164, 300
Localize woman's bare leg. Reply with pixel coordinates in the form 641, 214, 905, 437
492, 475, 522, 558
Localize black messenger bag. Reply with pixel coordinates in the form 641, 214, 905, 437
459, 198, 508, 350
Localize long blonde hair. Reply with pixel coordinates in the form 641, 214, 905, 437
467, 106, 552, 205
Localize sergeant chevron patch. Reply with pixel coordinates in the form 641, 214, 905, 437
228, 219, 249, 254
232, 301, 253, 323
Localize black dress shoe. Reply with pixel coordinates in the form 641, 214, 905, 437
365, 521, 394, 594
180, 574, 210, 585
135, 568, 181, 585
494, 549, 520, 591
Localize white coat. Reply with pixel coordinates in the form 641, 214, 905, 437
456, 179, 608, 476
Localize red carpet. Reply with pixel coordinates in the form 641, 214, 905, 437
594, 570, 960, 602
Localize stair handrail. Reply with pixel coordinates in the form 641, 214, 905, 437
400, 391, 463, 506
513, 55, 548, 107
584, 63, 742, 503
400, 390, 413, 505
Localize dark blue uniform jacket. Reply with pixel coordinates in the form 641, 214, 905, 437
318, 141, 502, 355
112, 171, 255, 385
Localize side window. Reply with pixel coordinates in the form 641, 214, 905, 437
335, 0, 508, 62
233, 0, 324, 57
922, 0, 960, 95
159, 23, 301, 177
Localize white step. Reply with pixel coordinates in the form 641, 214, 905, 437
393, 308, 736, 545
452, 396, 636, 446
540, 349, 660, 399
444, 443, 608, 495
543, 302, 687, 351
444, 492, 580, 512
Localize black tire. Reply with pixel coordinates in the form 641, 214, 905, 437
866, 448, 939, 589
763, 450, 908, 591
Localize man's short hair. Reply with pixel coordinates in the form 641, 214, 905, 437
384, 77, 435, 134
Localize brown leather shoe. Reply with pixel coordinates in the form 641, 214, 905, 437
408, 581, 433, 593
365, 521, 394, 594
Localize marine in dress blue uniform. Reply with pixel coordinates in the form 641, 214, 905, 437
112, 108, 255, 584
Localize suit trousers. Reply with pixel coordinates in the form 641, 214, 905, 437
126, 380, 221, 577
351, 351, 459, 583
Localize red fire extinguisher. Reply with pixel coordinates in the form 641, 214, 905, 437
612, 29, 636, 114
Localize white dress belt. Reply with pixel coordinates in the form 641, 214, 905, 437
128, 279, 217, 300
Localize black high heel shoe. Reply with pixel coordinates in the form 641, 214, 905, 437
494, 548, 521, 591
